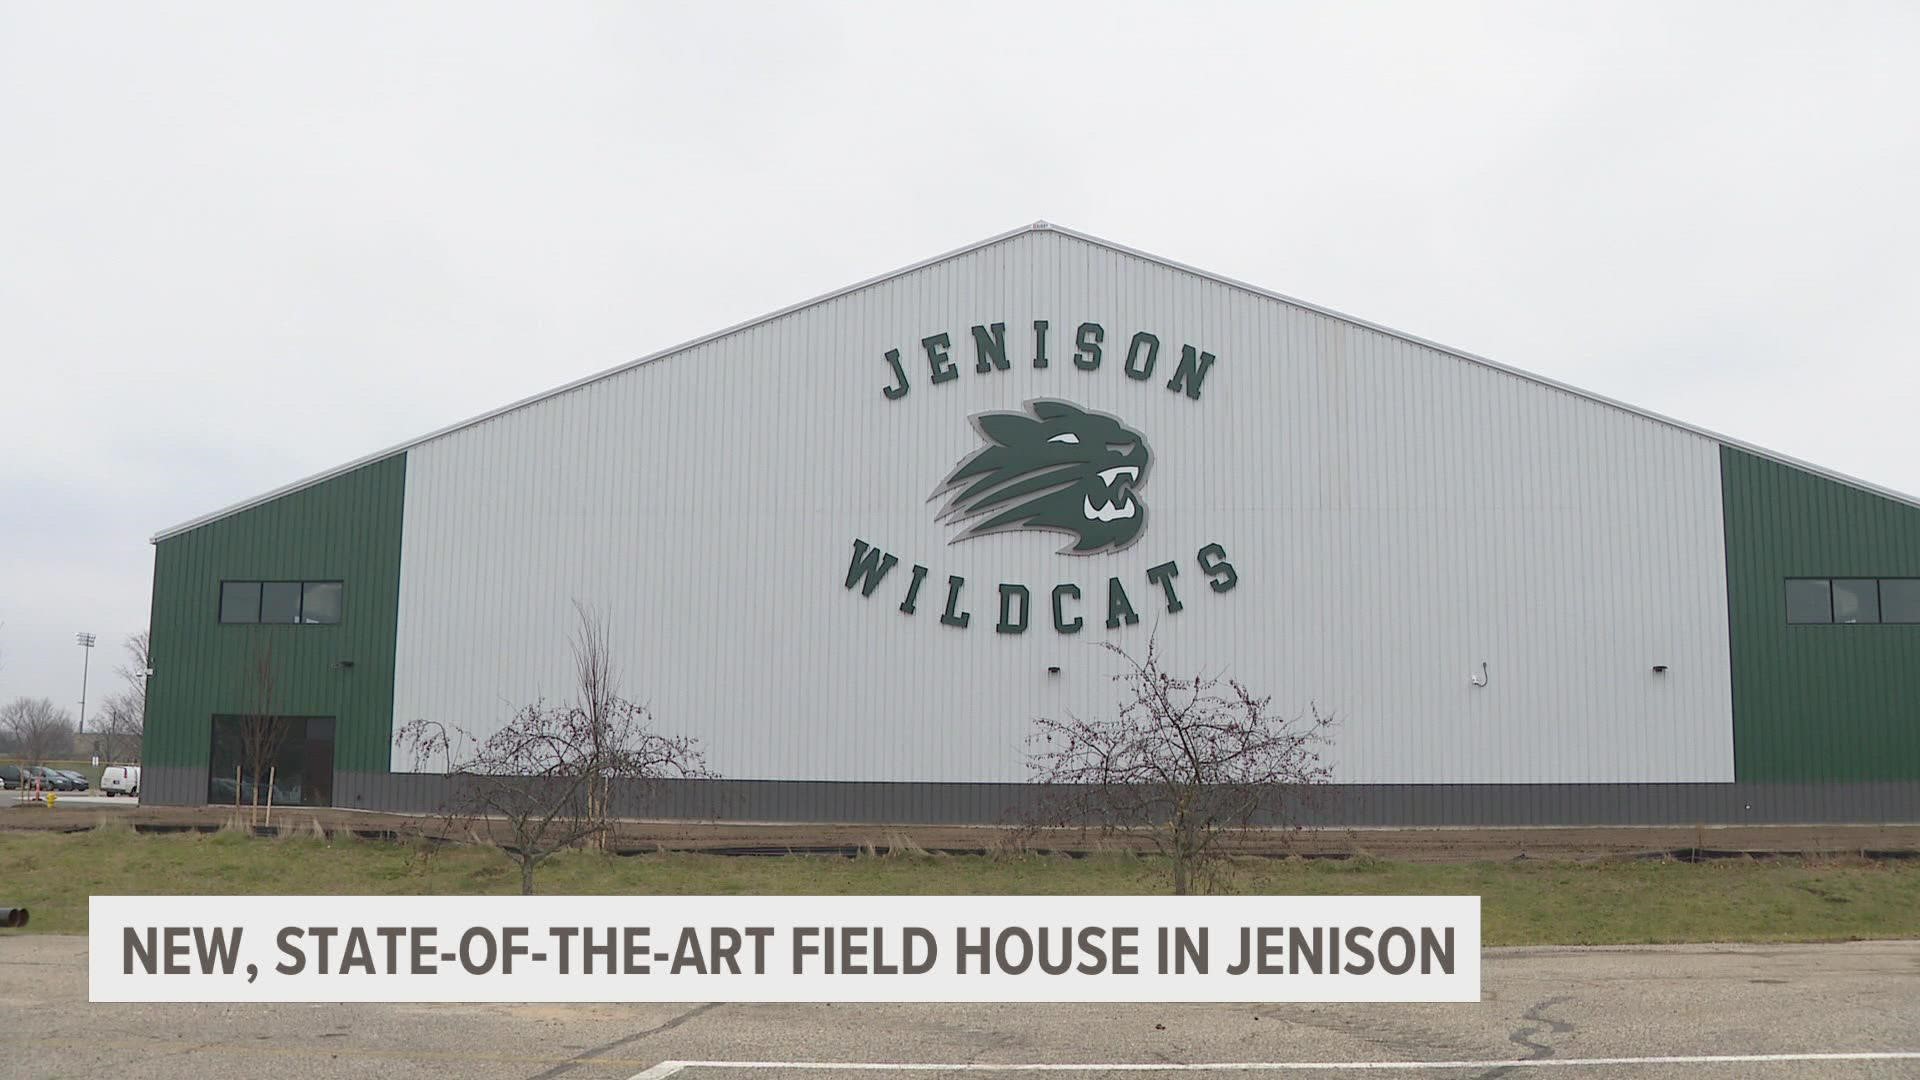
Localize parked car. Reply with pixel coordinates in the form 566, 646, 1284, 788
24, 766, 82, 792
53, 769, 90, 791
0, 765, 23, 790
101, 765, 140, 797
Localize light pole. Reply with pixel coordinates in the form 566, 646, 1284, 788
76, 632, 96, 735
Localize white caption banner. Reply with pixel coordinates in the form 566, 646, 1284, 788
90, 894, 1479, 1003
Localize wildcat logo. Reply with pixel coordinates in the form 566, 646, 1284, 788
841, 320, 1239, 635
932, 400, 1151, 555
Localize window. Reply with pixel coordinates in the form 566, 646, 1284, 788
220, 581, 262, 624
1832, 579, 1880, 624
1883, 579, 1920, 624
209, 714, 335, 807
301, 582, 343, 624
1785, 577, 1920, 625
261, 582, 302, 623
217, 581, 345, 625
1785, 579, 1832, 624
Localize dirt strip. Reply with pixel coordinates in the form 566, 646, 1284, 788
4, 801, 1917, 861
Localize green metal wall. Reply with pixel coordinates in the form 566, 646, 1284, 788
1722, 446, 1920, 781
145, 454, 406, 779
142, 440, 1920, 800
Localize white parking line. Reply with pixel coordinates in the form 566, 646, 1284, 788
630, 1051, 1920, 1079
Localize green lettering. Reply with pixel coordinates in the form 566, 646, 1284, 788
843, 540, 898, 597
996, 584, 1030, 634
899, 564, 929, 614
1074, 322, 1104, 370
1166, 344, 1216, 399
924, 332, 957, 384
1198, 543, 1238, 593
1033, 320, 1050, 368
971, 322, 1008, 373
1146, 560, 1183, 613
1051, 583, 1083, 634
1124, 331, 1159, 381
881, 348, 909, 400
1105, 576, 1139, 629
940, 575, 972, 628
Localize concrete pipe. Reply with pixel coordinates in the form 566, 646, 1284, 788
0, 908, 28, 928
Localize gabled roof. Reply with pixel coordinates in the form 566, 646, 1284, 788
153, 220, 1920, 542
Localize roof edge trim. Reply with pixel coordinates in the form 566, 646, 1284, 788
154, 219, 1920, 542
1045, 223, 1920, 513
151, 221, 1049, 542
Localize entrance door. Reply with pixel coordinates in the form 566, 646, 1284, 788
303, 717, 335, 807
207, 715, 336, 807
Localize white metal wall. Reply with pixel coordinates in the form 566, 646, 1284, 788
391, 229, 1735, 784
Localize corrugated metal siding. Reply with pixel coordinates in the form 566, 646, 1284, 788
143, 455, 406, 801
141, 762, 208, 808
390, 229, 1734, 787
1722, 447, 1920, 780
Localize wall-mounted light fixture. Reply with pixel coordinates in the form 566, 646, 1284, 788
1047, 666, 1061, 676
1652, 664, 1669, 674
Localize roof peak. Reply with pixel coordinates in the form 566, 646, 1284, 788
152, 222, 1920, 541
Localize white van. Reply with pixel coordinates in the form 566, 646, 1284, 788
100, 765, 140, 797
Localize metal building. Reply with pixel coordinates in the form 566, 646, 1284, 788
142, 223, 1920, 824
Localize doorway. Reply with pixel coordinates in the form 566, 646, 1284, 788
207, 714, 336, 808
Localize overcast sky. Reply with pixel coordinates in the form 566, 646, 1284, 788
2, 1, 1916, 714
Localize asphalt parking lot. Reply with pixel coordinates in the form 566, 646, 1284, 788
0, 936, 1915, 1079
8, 793, 139, 809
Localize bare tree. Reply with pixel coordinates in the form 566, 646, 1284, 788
1026, 636, 1333, 895
93, 630, 151, 765
115, 631, 151, 715
1, 697, 77, 767
570, 604, 619, 849
218, 630, 291, 821
397, 604, 712, 893
93, 691, 144, 765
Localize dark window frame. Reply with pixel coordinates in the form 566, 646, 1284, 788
260, 581, 303, 624
1832, 578, 1881, 624
1881, 578, 1920, 625
1784, 577, 1834, 625
218, 580, 263, 624
1784, 576, 1920, 627
216, 579, 346, 625
300, 581, 345, 625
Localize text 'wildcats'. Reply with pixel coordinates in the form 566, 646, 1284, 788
843, 539, 1238, 635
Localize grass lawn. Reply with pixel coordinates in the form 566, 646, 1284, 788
2, 825, 1916, 945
